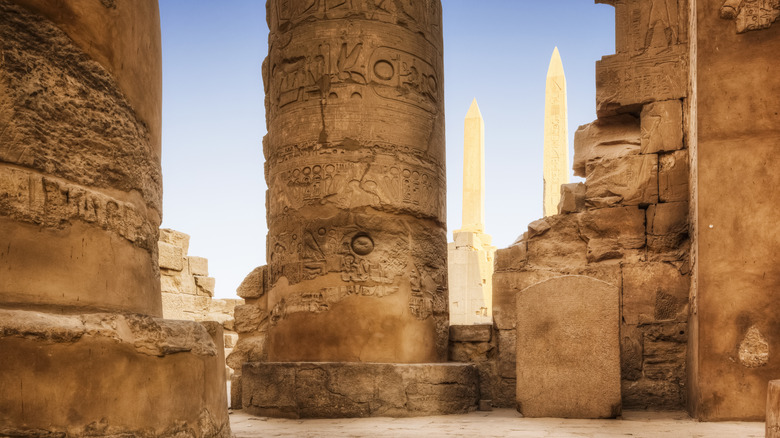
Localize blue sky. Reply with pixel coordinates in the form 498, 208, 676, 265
159, 1, 615, 298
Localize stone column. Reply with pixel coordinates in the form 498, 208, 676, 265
542, 47, 569, 217
0, 2, 230, 435
263, 0, 447, 363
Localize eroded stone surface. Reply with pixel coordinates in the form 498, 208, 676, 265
242, 362, 479, 418
573, 115, 640, 178
516, 276, 621, 418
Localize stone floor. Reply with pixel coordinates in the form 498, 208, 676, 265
230, 409, 764, 437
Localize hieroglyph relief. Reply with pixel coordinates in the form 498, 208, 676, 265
267, 40, 441, 118
0, 165, 156, 251
267, 158, 444, 221
720, 0, 780, 33
270, 0, 442, 43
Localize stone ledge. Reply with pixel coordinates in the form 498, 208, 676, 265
242, 362, 479, 418
0, 308, 216, 357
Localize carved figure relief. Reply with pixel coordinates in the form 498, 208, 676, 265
720, 0, 780, 33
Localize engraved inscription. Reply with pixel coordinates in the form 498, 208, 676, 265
720, 0, 780, 33
0, 166, 156, 251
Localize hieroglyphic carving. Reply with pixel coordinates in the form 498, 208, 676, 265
612, 0, 687, 56
720, 0, 780, 33
0, 165, 156, 251
267, 156, 444, 221
270, 0, 442, 44
596, 46, 688, 116
268, 40, 441, 117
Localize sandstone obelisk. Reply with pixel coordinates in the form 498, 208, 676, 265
449, 99, 495, 326
461, 99, 485, 233
543, 47, 570, 217
263, 1, 447, 362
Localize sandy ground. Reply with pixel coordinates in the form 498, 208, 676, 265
229, 408, 764, 438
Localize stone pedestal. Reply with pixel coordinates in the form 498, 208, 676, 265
242, 362, 478, 418
768, 381, 780, 438
262, 0, 447, 362
0, 1, 229, 435
448, 231, 496, 325
515, 276, 621, 418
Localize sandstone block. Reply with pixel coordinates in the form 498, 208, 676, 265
647, 202, 689, 257
558, 183, 586, 214
224, 332, 239, 349
579, 206, 646, 263
227, 335, 267, 371
768, 380, 780, 438
526, 214, 588, 269
621, 323, 643, 382
236, 266, 266, 299
641, 100, 684, 154
622, 378, 684, 410
158, 241, 183, 271
234, 304, 268, 334
596, 47, 687, 117
643, 338, 686, 381
449, 325, 492, 343
242, 363, 479, 418
622, 263, 689, 325
195, 276, 216, 297
493, 264, 622, 331
494, 243, 527, 272
573, 115, 640, 177
586, 154, 659, 208
161, 292, 210, 321
448, 341, 494, 363
659, 150, 689, 202
188, 256, 209, 276
498, 329, 516, 379
516, 276, 621, 418
160, 228, 191, 255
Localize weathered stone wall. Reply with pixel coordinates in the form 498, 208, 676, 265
262, 0, 448, 363
158, 228, 242, 374
688, 0, 780, 421
492, 0, 691, 410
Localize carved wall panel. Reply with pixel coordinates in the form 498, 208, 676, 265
720, 0, 780, 33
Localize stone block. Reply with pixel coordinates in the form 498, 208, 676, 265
516, 276, 621, 418
768, 380, 780, 438
659, 150, 689, 202
526, 214, 588, 269
241, 363, 479, 418
224, 332, 239, 349
160, 228, 191, 255
573, 114, 640, 177
596, 46, 687, 117
647, 202, 689, 257
622, 263, 689, 325
158, 241, 183, 271
641, 100, 684, 154
161, 292, 210, 321
585, 154, 659, 208
643, 338, 686, 381
227, 335, 267, 371
448, 340, 494, 363
621, 323, 643, 382
579, 206, 646, 263
195, 276, 216, 297
450, 325, 492, 343
497, 329, 516, 379
189, 256, 209, 276
230, 374, 243, 410
233, 304, 268, 334
494, 243, 527, 272
622, 378, 684, 410
478, 400, 493, 411
236, 266, 266, 299
558, 183, 586, 214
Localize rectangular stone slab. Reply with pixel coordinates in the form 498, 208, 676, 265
516, 275, 621, 418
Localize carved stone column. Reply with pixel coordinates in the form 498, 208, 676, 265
263, 0, 448, 363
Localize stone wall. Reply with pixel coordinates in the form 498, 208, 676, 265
492, 0, 691, 410
159, 228, 242, 374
